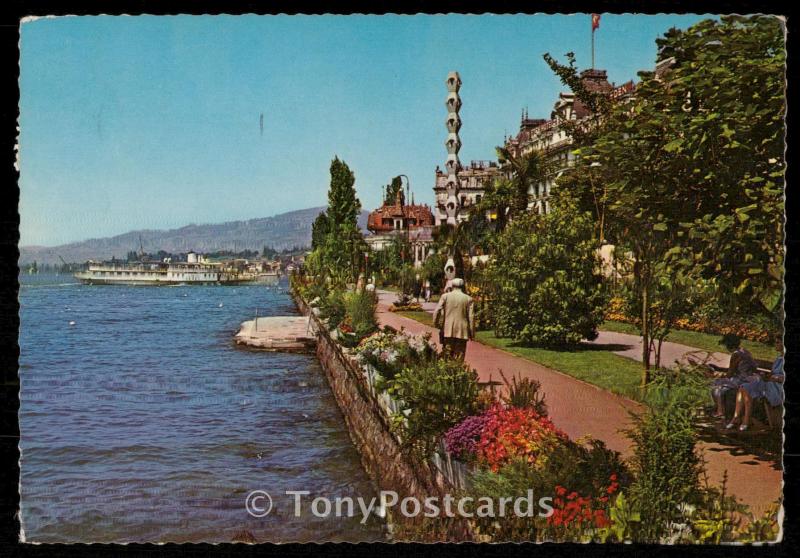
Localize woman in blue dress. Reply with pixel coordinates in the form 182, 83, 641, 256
727, 337, 785, 431
711, 334, 760, 419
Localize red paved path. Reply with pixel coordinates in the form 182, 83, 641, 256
376, 295, 782, 515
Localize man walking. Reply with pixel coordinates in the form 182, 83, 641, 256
433, 278, 474, 360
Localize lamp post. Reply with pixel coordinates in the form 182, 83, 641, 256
398, 174, 412, 267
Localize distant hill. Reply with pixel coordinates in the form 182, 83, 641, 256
19, 207, 370, 265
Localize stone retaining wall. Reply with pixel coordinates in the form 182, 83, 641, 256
293, 292, 472, 539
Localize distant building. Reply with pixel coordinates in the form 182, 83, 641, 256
433, 160, 505, 225
365, 190, 435, 268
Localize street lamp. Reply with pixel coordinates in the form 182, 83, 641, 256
397, 174, 412, 267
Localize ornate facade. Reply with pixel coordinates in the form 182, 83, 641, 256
504, 69, 635, 214
364, 190, 435, 268
433, 160, 504, 225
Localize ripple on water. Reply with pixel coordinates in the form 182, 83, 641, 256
18, 276, 382, 543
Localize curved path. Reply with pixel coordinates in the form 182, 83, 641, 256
376, 291, 781, 516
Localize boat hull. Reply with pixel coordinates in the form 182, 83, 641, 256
74, 276, 220, 286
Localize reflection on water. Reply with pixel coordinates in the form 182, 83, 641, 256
19, 274, 382, 543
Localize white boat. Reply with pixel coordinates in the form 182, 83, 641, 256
74, 261, 222, 285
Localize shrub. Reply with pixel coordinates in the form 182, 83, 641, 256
498, 370, 548, 416
488, 207, 607, 347
626, 397, 703, 542
421, 251, 446, 293
468, 457, 546, 541
356, 330, 434, 385
467, 439, 628, 542
544, 438, 630, 499
387, 358, 480, 460
344, 288, 378, 339
318, 289, 346, 330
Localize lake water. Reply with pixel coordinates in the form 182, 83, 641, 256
18, 274, 383, 543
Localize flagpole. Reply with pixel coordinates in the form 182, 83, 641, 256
591, 27, 595, 69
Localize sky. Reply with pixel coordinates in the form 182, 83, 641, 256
18, 13, 711, 247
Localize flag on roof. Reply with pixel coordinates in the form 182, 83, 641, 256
592, 13, 601, 31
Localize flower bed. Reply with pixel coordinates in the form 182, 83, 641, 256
388, 293, 424, 312
605, 296, 774, 343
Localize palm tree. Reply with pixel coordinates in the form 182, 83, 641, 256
495, 146, 549, 218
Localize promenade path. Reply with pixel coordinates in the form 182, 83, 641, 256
376, 291, 782, 516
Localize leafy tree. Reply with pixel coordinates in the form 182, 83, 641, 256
384, 175, 404, 205
261, 245, 277, 259
543, 51, 612, 147
421, 250, 446, 292
488, 205, 606, 347
653, 16, 785, 320
547, 15, 785, 381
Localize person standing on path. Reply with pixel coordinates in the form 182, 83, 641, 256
433, 278, 474, 360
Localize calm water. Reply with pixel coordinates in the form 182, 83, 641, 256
18, 274, 382, 543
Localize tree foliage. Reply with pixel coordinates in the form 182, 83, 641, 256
327, 157, 361, 230
495, 147, 549, 217
384, 175, 404, 205
310, 212, 330, 251
488, 206, 606, 347
547, 15, 785, 380
307, 157, 367, 283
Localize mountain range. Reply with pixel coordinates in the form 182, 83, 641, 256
19, 207, 370, 265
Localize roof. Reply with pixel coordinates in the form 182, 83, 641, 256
366, 199, 435, 233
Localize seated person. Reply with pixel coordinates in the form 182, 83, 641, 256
726, 338, 785, 431
711, 333, 759, 419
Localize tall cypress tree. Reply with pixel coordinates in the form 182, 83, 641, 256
311, 212, 330, 250
327, 157, 361, 230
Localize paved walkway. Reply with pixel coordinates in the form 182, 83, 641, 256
376, 291, 781, 516
588, 330, 730, 369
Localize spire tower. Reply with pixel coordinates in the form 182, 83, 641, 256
444, 71, 462, 226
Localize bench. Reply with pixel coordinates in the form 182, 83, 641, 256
704, 361, 783, 430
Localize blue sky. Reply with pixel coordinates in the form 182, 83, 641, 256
19, 14, 710, 246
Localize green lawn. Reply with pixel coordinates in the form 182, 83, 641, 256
601, 320, 777, 362
475, 331, 646, 401
395, 310, 646, 401
397, 310, 434, 327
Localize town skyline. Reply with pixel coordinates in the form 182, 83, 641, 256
19, 13, 710, 246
